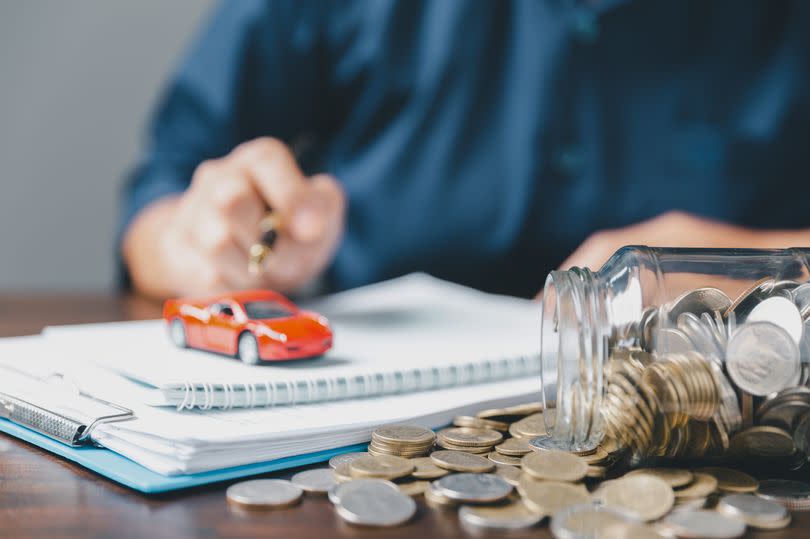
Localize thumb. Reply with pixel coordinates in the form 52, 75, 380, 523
289, 174, 345, 243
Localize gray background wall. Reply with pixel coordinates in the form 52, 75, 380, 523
0, 0, 216, 291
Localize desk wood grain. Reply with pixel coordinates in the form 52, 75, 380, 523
0, 293, 807, 538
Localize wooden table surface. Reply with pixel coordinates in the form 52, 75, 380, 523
0, 293, 807, 538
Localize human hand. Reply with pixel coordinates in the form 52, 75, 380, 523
123, 138, 345, 298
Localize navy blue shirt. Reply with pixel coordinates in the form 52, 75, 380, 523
122, 0, 810, 297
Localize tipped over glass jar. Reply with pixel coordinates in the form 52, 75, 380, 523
539, 246, 810, 465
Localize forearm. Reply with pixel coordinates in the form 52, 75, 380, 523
121, 195, 182, 300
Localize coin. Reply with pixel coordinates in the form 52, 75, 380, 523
372, 424, 435, 445
329, 452, 367, 469
716, 493, 789, 529
488, 451, 523, 466
494, 437, 533, 456
793, 283, 810, 319
581, 445, 609, 465
409, 456, 449, 479
521, 450, 588, 482
626, 468, 693, 488
332, 461, 354, 483
756, 479, 810, 511
290, 468, 337, 494
477, 402, 543, 422
746, 296, 803, 344
509, 413, 548, 439
726, 322, 800, 396
430, 450, 494, 473
672, 497, 708, 512
434, 473, 513, 503
424, 481, 457, 508
327, 478, 399, 505
663, 510, 746, 539
598, 474, 674, 521
654, 327, 694, 354
674, 472, 718, 499
453, 415, 509, 432
729, 426, 796, 457
437, 427, 503, 447
517, 477, 590, 516
335, 481, 416, 527
794, 410, 810, 454
695, 467, 758, 493
668, 287, 733, 322
586, 466, 607, 479
435, 439, 492, 453
494, 463, 522, 486
459, 501, 543, 529
397, 480, 430, 497
725, 276, 774, 318
226, 479, 303, 509
551, 503, 666, 539
528, 434, 597, 456
348, 454, 414, 480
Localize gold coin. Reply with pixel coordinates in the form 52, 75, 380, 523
488, 451, 523, 467
397, 480, 430, 497
517, 476, 589, 516
372, 424, 436, 446
348, 454, 414, 480
510, 413, 548, 439
729, 426, 796, 457
367, 445, 430, 458
430, 450, 494, 473
332, 462, 354, 483
437, 427, 503, 447
521, 450, 588, 483
410, 457, 449, 479
599, 475, 674, 522
581, 445, 610, 465
674, 472, 718, 499
458, 500, 543, 528
625, 468, 694, 488
424, 482, 457, 508
494, 464, 522, 486
494, 438, 533, 456
453, 415, 509, 432
436, 439, 492, 453
695, 467, 759, 493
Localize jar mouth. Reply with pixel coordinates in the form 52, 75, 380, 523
540, 268, 609, 451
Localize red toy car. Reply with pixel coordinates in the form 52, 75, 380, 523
163, 290, 333, 364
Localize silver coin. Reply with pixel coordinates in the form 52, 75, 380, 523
792, 283, 810, 320
678, 313, 724, 361
654, 327, 694, 355
746, 296, 804, 345
458, 502, 543, 530
717, 494, 787, 523
291, 468, 337, 494
433, 473, 513, 503
757, 398, 810, 431
730, 278, 775, 319
226, 479, 303, 508
639, 307, 660, 351
328, 451, 367, 469
756, 479, 810, 501
335, 482, 416, 527
662, 510, 746, 539
551, 503, 653, 539
668, 287, 733, 322
327, 478, 399, 505
726, 322, 800, 396
528, 434, 596, 454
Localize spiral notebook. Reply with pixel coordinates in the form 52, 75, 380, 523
42, 273, 541, 410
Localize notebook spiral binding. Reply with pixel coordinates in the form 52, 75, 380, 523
170, 354, 541, 410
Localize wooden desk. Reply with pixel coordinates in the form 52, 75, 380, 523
0, 294, 806, 538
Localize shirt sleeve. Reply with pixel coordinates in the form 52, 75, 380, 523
118, 0, 325, 285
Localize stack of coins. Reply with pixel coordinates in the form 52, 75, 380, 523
436, 427, 503, 453
223, 402, 803, 535
368, 425, 435, 457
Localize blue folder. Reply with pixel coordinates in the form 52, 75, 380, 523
0, 418, 367, 493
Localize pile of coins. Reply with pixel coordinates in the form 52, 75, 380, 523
595, 278, 810, 462
224, 403, 810, 536
368, 424, 436, 457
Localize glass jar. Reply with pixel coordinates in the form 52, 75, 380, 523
540, 246, 810, 464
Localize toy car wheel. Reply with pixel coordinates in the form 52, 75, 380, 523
170, 319, 187, 348
238, 332, 261, 365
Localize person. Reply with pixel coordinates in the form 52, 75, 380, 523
121, 0, 810, 300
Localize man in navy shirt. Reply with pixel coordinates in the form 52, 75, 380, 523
121, 1, 810, 299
